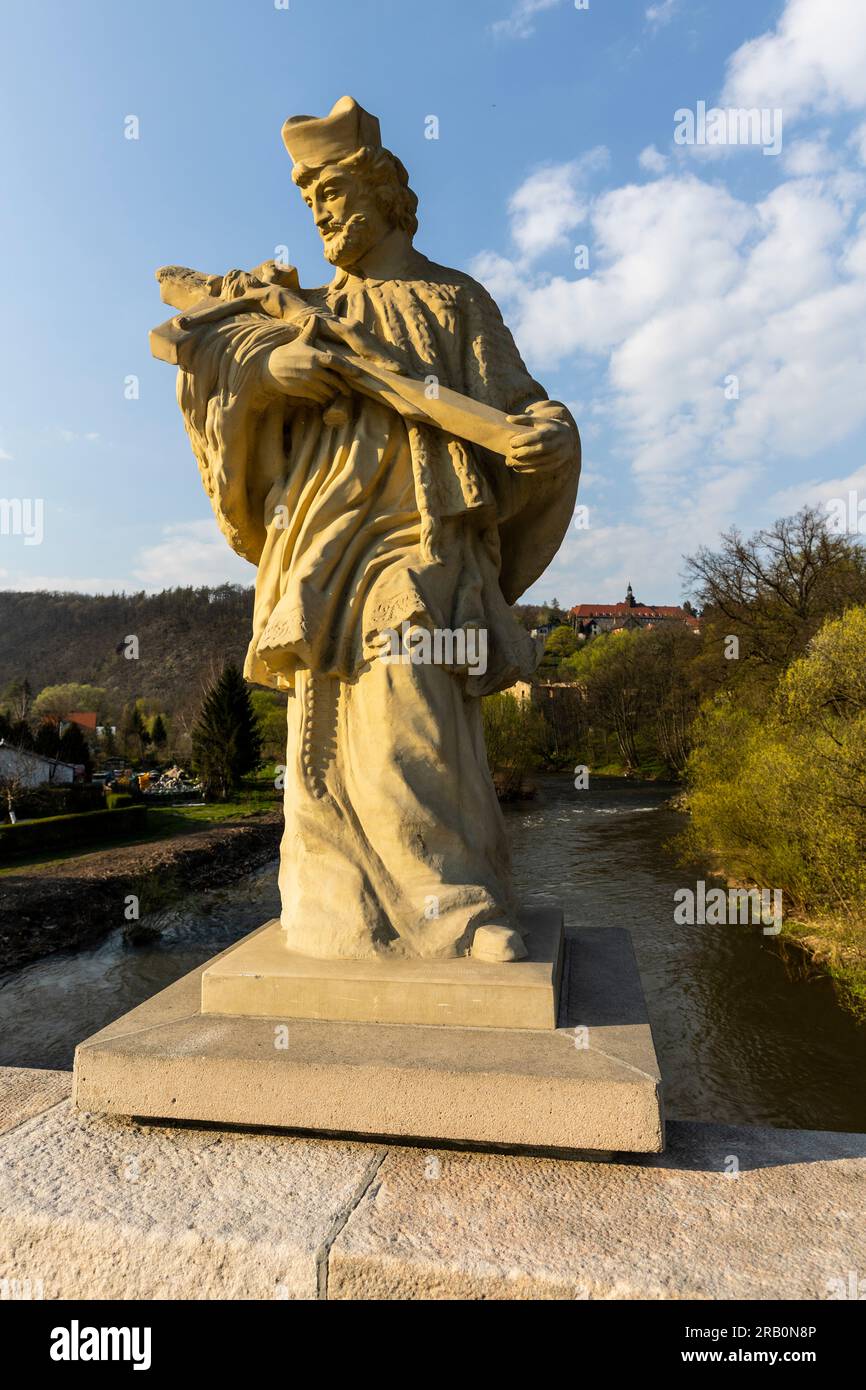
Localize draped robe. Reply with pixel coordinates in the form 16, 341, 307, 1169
176, 248, 579, 959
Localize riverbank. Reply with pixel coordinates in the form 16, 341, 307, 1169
0, 810, 282, 973
673, 830, 866, 1026
775, 916, 866, 1025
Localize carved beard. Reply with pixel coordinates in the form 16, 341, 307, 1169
320, 212, 378, 267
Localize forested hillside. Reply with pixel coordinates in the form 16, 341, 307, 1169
0, 585, 254, 722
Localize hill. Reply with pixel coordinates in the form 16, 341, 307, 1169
0, 586, 556, 728
0, 585, 254, 722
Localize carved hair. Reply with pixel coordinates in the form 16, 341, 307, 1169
292, 145, 419, 238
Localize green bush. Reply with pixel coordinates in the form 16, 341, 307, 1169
0, 805, 148, 858
105, 791, 134, 809
681, 606, 866, 919
11, 782, 104, 821
481, 691, 546, 797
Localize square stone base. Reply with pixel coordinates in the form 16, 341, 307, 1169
201, 911, 563, 1030
73, 922, 664, 1154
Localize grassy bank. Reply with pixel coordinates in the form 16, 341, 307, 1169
778, 916, 866, 1024
677, 822, 866, 1025
0, 768, 280, 878
0, 809, 282, 974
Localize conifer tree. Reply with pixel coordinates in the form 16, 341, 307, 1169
151, 713, 168, 754
57, 721, 93, 779
192, 662, 262, 800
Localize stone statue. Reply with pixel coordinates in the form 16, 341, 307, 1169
151, 96, 580, 966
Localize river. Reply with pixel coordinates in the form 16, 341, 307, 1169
1, 775, 865, 1131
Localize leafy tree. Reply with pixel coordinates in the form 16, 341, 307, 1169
120, 703, 138, 759
1, 677, 33, 722
7, 718, 35, 751
776, 606, 866, 821
99, 725, 118, 761
560, 625, 702, 776
532, 682, 588, 765
32, 682, 106, 723
192, 662, 262, 800
481, 691, 546, 798
682, 605, 866, 926
778, 605, 866, 725
120, 703, 151, 761
250, 689, 288, 763
0, 705, 36, 749
634, 625, 703, 776
543, 624, 579, 663
564, 631, 645, 772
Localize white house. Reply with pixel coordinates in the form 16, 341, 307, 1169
0, 742, 79, 788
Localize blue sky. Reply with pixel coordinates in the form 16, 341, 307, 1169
1, 0, 865, 605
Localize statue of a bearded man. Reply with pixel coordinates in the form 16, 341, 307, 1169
153, 96, 580, 965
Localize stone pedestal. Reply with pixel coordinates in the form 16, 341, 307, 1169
201, 912, 563, 1029
73, 915, 664, 1154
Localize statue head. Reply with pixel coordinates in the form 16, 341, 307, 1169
282, 96, 418, 269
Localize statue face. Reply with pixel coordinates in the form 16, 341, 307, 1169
300, 165, 391, 268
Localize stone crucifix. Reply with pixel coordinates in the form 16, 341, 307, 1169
151, 96, 580, 965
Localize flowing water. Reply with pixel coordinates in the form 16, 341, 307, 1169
2, 774, 865, 1131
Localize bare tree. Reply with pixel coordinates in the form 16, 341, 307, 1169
0, 769, 26, 823
683, 505, 866, 682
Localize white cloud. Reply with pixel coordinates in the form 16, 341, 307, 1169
850, 122, 866, 167
491, 0, 562, 41
0, 572, 131, 594
722, 0, 866, 123
507, 149, 607, 260
645, 0, 678, 31
473, 144, 866, 598
480, 173, 754, 362
132, 520, 255, 590
537, 463, 756, 604
781, 135, 833, 177
0, 448, 12, 461
770, 462, 866, 520
470, 250, 523, 305
477, 168, 866, 461
639, 144, 669, 175
0, 519, 254, 594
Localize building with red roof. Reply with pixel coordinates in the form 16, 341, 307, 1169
67, 711, 98, 733
571, 585, 700, 638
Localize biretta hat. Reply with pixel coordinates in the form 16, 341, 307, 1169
281, 95, 382, 168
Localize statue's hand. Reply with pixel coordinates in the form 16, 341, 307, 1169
505, 413, 577, 475
264, 343, 345, 407
221, 267, 268, 298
